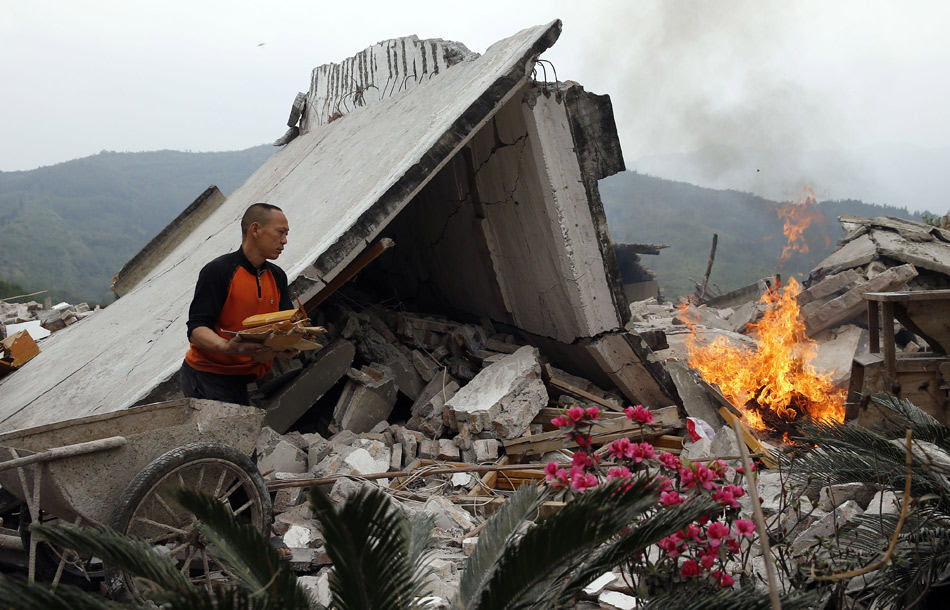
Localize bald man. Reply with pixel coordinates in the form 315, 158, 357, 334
180, 203, 297, 405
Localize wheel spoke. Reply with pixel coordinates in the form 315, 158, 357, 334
151, 490, 184, 525
133, 517, 189, 536
218, 477, 245, 504
212, 469, 229, 498
201, 547, 212, 592
196, 464, 206, 491
232, 498, 254, 517
179, 544, 199, 576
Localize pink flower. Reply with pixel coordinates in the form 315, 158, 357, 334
545, 463, 569, 489
694, 464, 716, 490
711, 487, 738, 508
585, 406, 600, 420
567, 406, 585, 422
707, 521, 730, 547
678, 466, 696, 490
573, 433, 590, 448
700, 554, 716, 570
711, 570, 735, 587
682, 523, 701, 541
657, 452, 681, 469
571, 472, 599, 492
726, 538, 741, 553
680, 560, 700, 578
657, 536, 681, 559
654, 475, 673, 492
572, 451, 595, 469
551, 415, 569, 428
709, 460, 728, 478
736, 462, 756, 474
630, 442, 655, 463
659, 490, 685, 506
724, 484, 745, 498
735, 519, 756, 539
624, 405, 655, 424
607, 466, 632, 482
608, 437, 634, 460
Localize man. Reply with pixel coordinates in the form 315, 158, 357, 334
180, 203, 298, 405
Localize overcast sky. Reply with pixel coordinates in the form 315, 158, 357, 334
3, 0, 949, 184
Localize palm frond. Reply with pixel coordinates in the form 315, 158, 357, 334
310, 485, 432, 610
30, 522, 192, 596
171, 487, 310, 609
868, 393, 950, 450
456, 483, 546, 609
557, 495, 718, 603
0, 574, 132, 610
640, 585, 818, 610
469, 478, 674, 610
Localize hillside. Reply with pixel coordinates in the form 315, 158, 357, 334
0, 146, 274, 304
599, 171, 925, 300
0, 149, 927, 307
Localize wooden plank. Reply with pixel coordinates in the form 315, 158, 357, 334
504, 406, 680, 456
867, 300, 880, 354
717, 407, 775, 469
882, 301, 897, 382
471, 456, 509, 496
546, 377, 624, 412
864, 290, 950, 302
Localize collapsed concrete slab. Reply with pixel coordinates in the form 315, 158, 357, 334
444, 346, 547, 439
332, 365, 398, 434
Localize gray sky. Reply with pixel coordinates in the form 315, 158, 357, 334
3, 1, 950, 202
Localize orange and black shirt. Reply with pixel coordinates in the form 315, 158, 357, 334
185, 248, 292, 379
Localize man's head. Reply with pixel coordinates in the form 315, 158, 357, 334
241, 203, 289, 266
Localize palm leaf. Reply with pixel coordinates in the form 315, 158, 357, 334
640, 585, 818, 610
469, 478, 675, 610
171, 487, 310, 609
556, 495, 717, 603
0, 574, 131, 610
456, 483, 546, 609
30, 522, 193, 596
310, 485, 432, 610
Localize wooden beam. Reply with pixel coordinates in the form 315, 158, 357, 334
717, 407, 776, 469
304, 238, 395, 311
545, 376, 624, 412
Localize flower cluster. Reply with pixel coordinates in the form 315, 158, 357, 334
543, 402, 758, 593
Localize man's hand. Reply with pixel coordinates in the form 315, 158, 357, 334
190, 326, 273, 358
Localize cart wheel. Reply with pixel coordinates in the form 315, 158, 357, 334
107, 442, 271, 600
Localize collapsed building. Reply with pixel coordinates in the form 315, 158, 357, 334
0, 20, 675, 435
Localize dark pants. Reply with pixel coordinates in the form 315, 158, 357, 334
180, 361, 254, 406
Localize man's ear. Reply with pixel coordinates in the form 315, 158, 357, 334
250, 221, 261, 236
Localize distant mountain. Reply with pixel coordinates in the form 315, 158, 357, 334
632, 144, 949, 215
599, 171, 927, 300
0, 146, 274, 304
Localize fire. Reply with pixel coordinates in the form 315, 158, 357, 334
682, 277, 846, 432
762, 187, 830, 266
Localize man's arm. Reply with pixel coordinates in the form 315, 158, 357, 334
189, 326, 273, 358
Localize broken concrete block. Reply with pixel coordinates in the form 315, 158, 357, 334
473, 439, 500, 462
793, 500, 864, 551
419, 439, 440, 460
583, 572, 618, 596
305, 433, 330, 465
283, 523, 321, 548
395, 427, 421, 464
424, 495, 475, 532
258, 439, 307, 479
811, 324, 867, 388
799, 269, 864, 306
681, 437, 712, 462
330, 477, 365, 503
273, 502, 314, 535
804, 263, 918, 335
273, 472, 308, 512
333, 364, 398, 433
298, 573, 331, 608
665, 362, 724, 429
709, 425, 741, 461
863, 490, 903, 517
264, 339, 355, 433
390, 443, 403, 471
461, 537, 478, 556
408, 376, 460, 438
411, 350, 443, 382
599, 591, 638, 610
345, 446, 390, 476
818, 482, 877, 512
438, 439, 460, 461
444, 346, 547, 439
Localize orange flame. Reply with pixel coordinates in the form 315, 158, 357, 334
766, 187, 826, 266
682, 277, 846, 432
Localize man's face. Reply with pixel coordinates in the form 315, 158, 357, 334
252, 210, 289, 260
